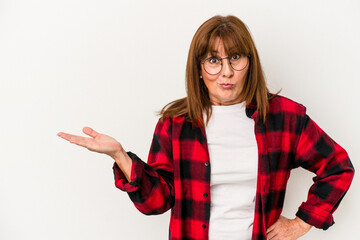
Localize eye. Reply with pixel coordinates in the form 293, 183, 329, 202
208, 57, 220, 64
231, 54, 240, 60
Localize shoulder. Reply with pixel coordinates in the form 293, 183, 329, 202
155, 113, 187, 136
268, 93, 307, 117
159, 113, 187, 124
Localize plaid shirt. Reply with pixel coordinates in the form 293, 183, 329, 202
113, 94, 354, 240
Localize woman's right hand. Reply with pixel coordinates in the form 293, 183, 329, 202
57, 127, 123, 159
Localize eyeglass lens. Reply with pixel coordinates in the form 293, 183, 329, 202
203, 55, 249, 75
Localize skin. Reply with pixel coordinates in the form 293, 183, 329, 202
201, 37, 249, 106
58, 37, 312, 239
201, 38, 312, 239
57, 132, 311, 239
266, 216, 312, 240
57, 127, 132, 182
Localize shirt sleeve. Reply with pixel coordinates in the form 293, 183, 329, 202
112, 117, 175, 215
293, 111, 355, 230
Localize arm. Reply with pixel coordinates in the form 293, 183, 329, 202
56, 123, 174, 214
267, 110, 354, 239
292, 111, 355, 230
113, 117, 175, 215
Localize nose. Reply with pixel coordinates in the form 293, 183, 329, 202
220, 58, 233, 77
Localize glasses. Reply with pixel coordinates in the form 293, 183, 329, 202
200, 54, 250, 75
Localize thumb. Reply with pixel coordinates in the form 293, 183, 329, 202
83, 127, 99, 138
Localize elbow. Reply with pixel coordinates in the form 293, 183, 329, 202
134, 197, 173, 216
129, 190, 174, 215
342, 157, 355, 189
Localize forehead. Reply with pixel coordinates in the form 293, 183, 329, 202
208, 38, 224, 54
207, 37, 241, 56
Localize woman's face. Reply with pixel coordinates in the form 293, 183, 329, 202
201, 37, 249, 106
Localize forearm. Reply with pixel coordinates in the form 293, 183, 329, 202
112, 118, 175, 215
113, 151, 175, 215
293, 113, 355, 229
113, 148, 133, 183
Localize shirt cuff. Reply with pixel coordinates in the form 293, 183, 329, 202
295, 202, 334, 230
112, 151, 144, 193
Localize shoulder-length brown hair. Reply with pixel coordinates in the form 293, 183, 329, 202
156, 15, 280, 129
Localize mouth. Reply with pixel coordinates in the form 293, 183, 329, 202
219, 83, 234, 89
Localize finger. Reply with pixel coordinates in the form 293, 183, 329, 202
82, 127, 99, 138
58, 132, 89, 147
266, 223, 276, 233
57, 132, 75, 141
267, 229, 278, 240
69, 135, 92, 149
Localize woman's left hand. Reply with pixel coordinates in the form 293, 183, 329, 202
266, 215, 312, 240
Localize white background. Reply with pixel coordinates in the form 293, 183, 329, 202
0, 0, 359, 239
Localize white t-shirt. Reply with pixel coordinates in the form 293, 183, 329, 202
203, 101, 258, 240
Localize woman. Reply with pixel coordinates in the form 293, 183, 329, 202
57, 15, 355, 240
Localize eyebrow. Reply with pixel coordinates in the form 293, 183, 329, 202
209, 49, 239, 55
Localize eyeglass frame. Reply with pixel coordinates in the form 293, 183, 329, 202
200, 54, 251, 75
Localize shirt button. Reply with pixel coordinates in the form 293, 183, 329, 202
203, 193, 208, 197
202, 224, 207, 229
204, 162, 209, 167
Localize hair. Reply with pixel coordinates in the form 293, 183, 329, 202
156, 15, 281, 130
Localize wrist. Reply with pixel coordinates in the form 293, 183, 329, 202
113, 147, 126, 161
294, 216, 312, 232
113, 149, 132, 183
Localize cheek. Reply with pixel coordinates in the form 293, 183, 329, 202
202, 78, 217, 94
202, 71, 218, 82
201, 67, 217, 80
234, 71, 248, 85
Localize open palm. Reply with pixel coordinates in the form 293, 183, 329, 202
57, 127, 123, 159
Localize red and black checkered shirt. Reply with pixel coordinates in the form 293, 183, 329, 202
113, 93, 354, 240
